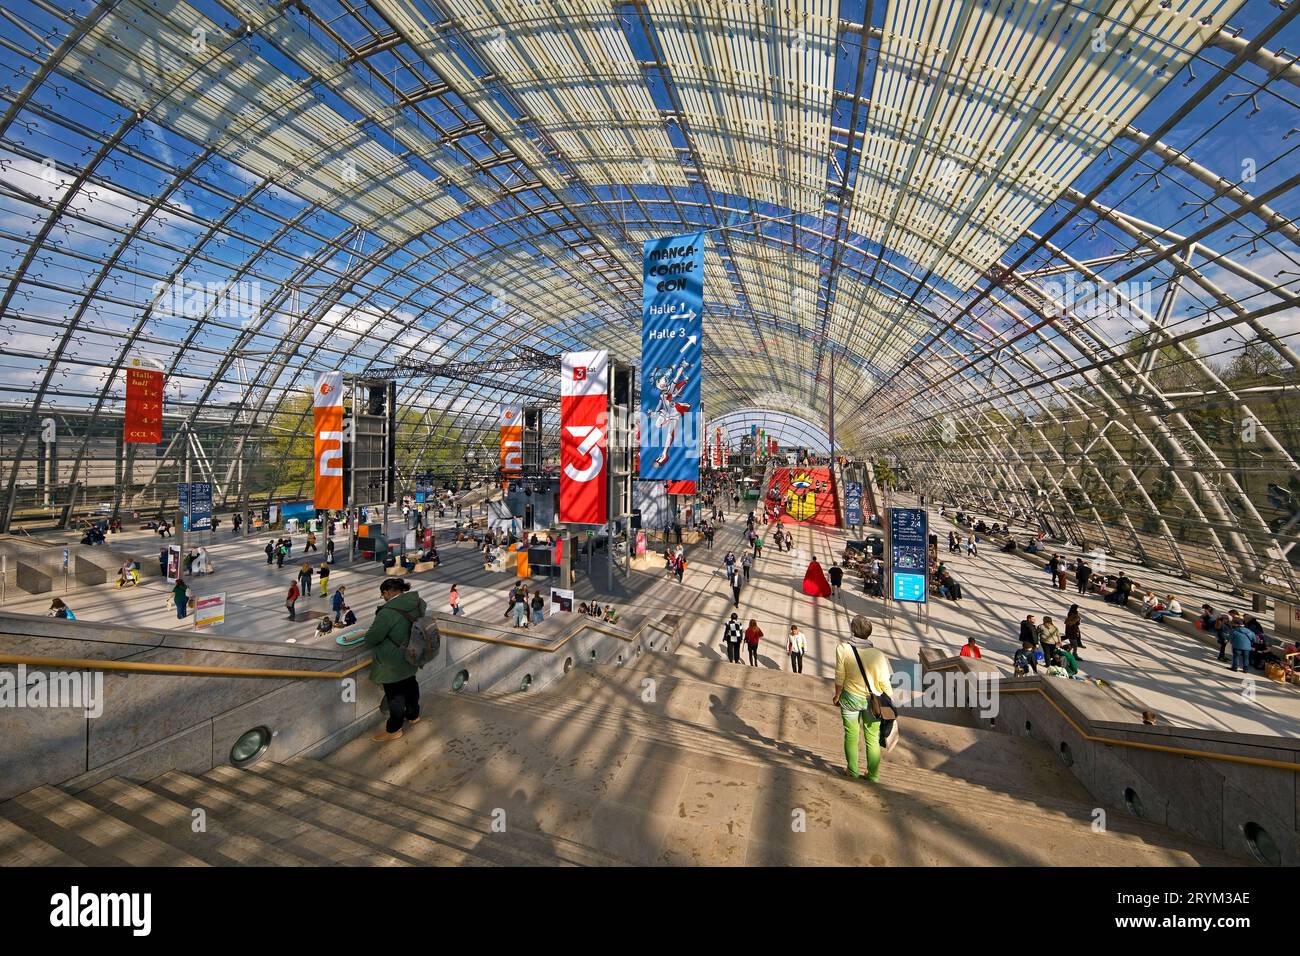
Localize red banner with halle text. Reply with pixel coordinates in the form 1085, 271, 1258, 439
124, 368, 164, 443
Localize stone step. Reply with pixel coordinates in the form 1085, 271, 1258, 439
0, 785, 207, 867
344, 689, 1239, 866
79, 777, 315, 867
460, 682, 1098, 823
198, 764, 490, 867
284, 757, 625, 867
0, 813, 83, 866
497, 669, 1089, 810
464, 675, 1242, 862
144, 770, 408, 867
248, 760, 570, 867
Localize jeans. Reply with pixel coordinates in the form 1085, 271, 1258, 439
840, 691, 882, 780
789, 651, 803, 673
452, 605, 464, 616
1231, 648, 1249, 672
175, 598, 187, 619
382, 675, 420, 733
531, 609, 544, 625
726, 641, 741, 663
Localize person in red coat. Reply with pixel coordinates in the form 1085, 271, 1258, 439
959, 637, 982, 659
802, 556, 832, 597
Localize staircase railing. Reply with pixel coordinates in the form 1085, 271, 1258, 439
0, 615, 675, 681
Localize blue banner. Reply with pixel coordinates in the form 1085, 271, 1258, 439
888, 507, 928, 604
640, 232, 703, 481
179, 481, 212, 532
845, 481, 863, 526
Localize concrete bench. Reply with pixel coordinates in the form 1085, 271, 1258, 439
16, 561, 52, 595
73, 561, 107, 587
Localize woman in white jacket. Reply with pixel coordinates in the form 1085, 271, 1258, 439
787, 625, 807, 673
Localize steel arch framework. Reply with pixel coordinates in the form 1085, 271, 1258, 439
0, 0, 1294, 597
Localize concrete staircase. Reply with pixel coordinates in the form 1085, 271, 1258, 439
0, 655, 1245, 866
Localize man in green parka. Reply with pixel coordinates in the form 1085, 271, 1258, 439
363, 578, 428, 742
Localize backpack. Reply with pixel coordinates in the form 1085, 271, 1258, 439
394, 609, 441, 668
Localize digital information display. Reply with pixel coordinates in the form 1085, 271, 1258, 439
888, 507, 928, 604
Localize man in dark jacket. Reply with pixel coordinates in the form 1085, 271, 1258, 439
363, 579, 428, 742
829, 562, 844, 596
1019, 614, 1040, 647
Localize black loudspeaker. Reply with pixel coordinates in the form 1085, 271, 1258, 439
630, 510, 641, 530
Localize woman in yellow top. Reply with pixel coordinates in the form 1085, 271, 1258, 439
833, 615, 893, 782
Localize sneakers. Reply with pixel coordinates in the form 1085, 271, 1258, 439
371, 729, 404, 742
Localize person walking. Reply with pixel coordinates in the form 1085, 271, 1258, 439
276, 541, 287, 569
744, 619, 763, 666
675, 552, 686, 584
325, 537, 335, 564
305, 530, 318, 553
729, 564, 743, 608
829, 562, 844, 597
1064, 604, 1084, 658
1076, 560, 1091, 594
787, 625, 807, 672
331, 585, 347, 623
449, 583, 464, 616
362, 578, 428, 742
265, 541, 275, 565
741, 552, 753, 582
172, 578, 190, 620
966, 533, 977, 557
285, 580, 300, 621
723, 612, 744, 663
318, 562, 330, 598
833, 616, 894, 782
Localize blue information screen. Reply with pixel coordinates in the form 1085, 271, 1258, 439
891, 572, 927, 602
888, 507, 928, 604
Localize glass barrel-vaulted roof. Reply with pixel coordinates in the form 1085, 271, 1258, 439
0, 0, 1298, 597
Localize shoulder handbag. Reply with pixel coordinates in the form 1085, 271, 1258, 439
849, 645, 898, 720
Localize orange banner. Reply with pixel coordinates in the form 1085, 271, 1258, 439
500, 406, 522, 476
313, 372, 344, 510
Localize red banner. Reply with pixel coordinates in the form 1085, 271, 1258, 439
559, 351, 608, 525
123, 367, 164, 443
666, 480, 696, 495
313, 371, 344, 511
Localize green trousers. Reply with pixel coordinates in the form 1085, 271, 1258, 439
840, 691, 882, 781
